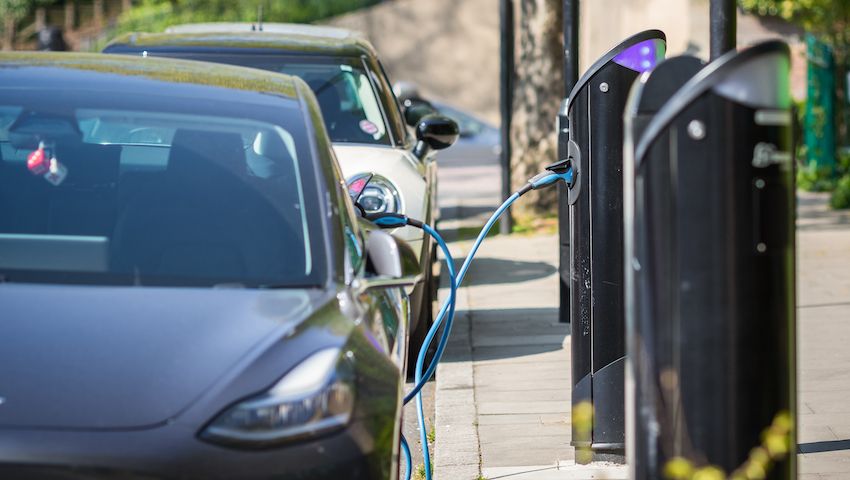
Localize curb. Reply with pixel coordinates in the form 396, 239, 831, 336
433, 307, 481, 480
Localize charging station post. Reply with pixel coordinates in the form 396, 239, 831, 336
565, 30, 666, 464
624, 41, 797, 479
557, 0, 580, 324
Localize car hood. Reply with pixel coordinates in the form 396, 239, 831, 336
0, 283, 321, 430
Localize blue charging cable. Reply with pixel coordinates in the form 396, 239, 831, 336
367, 160, 574, 480
400, 433, 412, 480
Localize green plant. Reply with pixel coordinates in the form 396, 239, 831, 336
830, 174, 850, 209
426, 425, 435, 443
511, 213, 558, 235
413, 462, 434, 480
797, 164, 837, 192
90, 0, 383, 52
457, 220, 501, 241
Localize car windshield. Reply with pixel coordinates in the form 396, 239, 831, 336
0, 90, 324, 288
152, 53, 391, 146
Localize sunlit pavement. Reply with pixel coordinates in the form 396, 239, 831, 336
796, 191, 850, 479
428, 181, 850, 478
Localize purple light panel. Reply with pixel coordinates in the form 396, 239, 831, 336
612, 39, 666, 73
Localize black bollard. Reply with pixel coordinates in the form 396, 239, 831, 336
566, 29, 666, 464
624, 41, 796, 479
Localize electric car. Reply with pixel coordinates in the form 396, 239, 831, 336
102, 24, 459, 369
0, 52, 421, 479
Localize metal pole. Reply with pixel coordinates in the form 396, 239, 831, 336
558, 0, 579, 323
709, 0, 736, 61
499, 0, 514, 235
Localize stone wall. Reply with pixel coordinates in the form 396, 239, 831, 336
325, 0, 501, 125
326, 0, 807, 125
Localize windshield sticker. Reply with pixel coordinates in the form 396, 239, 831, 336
359, 119, 379, 135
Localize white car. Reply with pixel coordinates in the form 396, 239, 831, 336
103, 23, 459, 370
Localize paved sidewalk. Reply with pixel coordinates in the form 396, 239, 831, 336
796, 192, 850, 479
433, 233, 626, 480
432, 191, 850, 480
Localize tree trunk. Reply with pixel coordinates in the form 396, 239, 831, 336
36, 8, 46, 32
509, 0, 563, 217
3, 17, 15, 51
65, 2, 76, 32
94, 0, 104, 29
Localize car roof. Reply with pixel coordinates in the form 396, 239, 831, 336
103, 24, 378, 58
165, 22, 356, 39
0, 51, 303, 106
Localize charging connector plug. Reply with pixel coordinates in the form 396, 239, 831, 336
518, 158, 574, 196
364, 213, 426, 229
365, 213, 408, 229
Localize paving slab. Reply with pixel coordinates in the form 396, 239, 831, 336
482, 464, 628, 480
472, 345, 570, 365
477, 424, 572, 439
474, 389, 569, 403
477, 414, 553, 426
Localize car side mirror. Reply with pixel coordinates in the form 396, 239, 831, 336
353, 229, 422, 294
413, 115, 459, 160
403, 101, 437, 126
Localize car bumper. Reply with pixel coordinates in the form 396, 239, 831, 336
0, 416, 395, 480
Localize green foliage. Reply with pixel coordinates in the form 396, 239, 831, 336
797, 164, 836, 192
829, 150, 850, 208
1, 0, 32, 22
1, 0, 52, 23
740, 1, 850, 173
738, 0, 850, 46
413, 462, 433, 480
108, 0, 380, 39
829, 173, 850, 209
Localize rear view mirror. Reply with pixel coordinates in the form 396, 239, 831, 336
8, 114, 82, 149
354, 230, 422, 294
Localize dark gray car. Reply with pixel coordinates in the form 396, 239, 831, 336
0, 52, 419, 479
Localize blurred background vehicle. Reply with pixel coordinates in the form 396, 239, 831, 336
389, 82, 501, 168
430, 101, 501, 167
0, 52, 418, 480
102, 23, 459, 372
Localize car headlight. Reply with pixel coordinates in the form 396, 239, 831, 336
347, 173, 402, 215
199, 348, 355, 449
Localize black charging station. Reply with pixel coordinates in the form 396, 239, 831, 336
624, 41, 797, 479
566, 29, 666, 463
